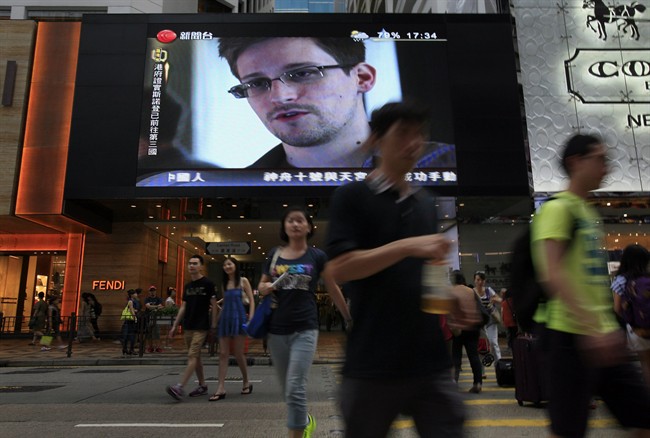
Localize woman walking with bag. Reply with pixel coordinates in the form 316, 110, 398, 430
474, 271, 502, 364
257, 206, 351, 438
210, 257, 255, 401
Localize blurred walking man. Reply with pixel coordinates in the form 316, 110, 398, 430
325, 101, 479, 437
532, 134, 650, 437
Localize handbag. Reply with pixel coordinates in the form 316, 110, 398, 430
120, 304, 135, 321
243, 295, 273, 338
243, 248, 281, 338
490, 306, 502, 325
486, 288, 502, 325
40, 335, 53, 346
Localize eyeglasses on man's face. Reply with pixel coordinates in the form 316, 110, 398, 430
581, 152, 610, 166
228, 64, 353, 99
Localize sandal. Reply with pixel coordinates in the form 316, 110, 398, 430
209, 392, 227, 402
241, 384, 253, 395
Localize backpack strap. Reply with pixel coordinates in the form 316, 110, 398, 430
269, 247, 281, 274
544, 195, 578, 249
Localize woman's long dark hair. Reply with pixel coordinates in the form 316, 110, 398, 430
222, 256, 242, 290
617, 244, 650, 279
279, 206, 314, 242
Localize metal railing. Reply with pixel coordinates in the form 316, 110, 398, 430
0, 311, 226, 358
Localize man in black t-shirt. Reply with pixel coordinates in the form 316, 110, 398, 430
166, 255, 218, 401
144, 285, 163, 353
326, 102, 479, 437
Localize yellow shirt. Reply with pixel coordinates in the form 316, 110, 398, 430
531, 192, 618, 335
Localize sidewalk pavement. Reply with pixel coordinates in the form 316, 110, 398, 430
0, 330, 347, 367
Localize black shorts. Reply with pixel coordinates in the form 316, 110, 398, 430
545, 328, 650, 437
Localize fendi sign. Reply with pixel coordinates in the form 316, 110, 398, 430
92, 280, 126, 290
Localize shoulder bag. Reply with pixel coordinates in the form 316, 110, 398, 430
486, 287, 502, 325
120, 302, 136, 322
243, 248, 281, 338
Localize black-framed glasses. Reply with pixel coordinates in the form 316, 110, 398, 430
228, 64, 353, 99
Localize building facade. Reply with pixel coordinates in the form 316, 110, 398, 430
0, 0, 647, 336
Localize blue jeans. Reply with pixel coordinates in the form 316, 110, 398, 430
268, 329, 318, 430
121, 321, 136, 353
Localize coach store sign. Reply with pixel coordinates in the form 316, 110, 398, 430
565, 48, 649, 125
92, 280, 126, 291
513, 0, 649, 193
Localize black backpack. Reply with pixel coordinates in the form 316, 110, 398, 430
508, 227, 544, 333
508, 197, 576, 333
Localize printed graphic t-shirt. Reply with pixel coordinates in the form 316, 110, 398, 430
182, 276, 217, 330
263, 247, 326, 335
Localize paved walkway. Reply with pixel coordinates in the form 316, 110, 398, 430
0, 330, 347, 367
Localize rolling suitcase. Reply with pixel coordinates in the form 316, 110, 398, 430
513, 334, 547, 407
495, 358, 515, 387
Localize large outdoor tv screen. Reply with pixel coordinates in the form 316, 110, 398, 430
67, 14, 528, 198
136, 17, 456, 188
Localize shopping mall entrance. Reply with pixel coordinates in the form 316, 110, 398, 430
0, 253, 66, 334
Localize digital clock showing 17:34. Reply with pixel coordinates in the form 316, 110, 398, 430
406, 32, 438, 39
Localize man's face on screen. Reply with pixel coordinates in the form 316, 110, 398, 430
235, 38, 365, 148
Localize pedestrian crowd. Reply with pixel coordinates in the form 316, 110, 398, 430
26, 105, 650, 438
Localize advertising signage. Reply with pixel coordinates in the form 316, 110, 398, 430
66, 14, 528, 199
513, 0, 649, 193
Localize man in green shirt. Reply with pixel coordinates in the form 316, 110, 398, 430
532, 134, 650, 437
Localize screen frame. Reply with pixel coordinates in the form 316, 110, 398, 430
65, 13, 529, 200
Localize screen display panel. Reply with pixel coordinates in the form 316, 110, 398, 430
66, 14, 529, 199
136, 19, 457, 188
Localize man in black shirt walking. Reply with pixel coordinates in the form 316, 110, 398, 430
166, 255, 218, 401
326, 102, 479, 436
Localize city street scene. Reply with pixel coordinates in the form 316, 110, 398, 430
0, 332, 631, 438
1, 1, 648, 438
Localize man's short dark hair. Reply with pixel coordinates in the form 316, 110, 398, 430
190, 254, 204, 265
561, 133, 603, 175
218, 37, 366, 79
369, 101, 430, 139
451, 270, 467, 286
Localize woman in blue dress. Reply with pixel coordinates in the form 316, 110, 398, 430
210, 257, 255, 401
